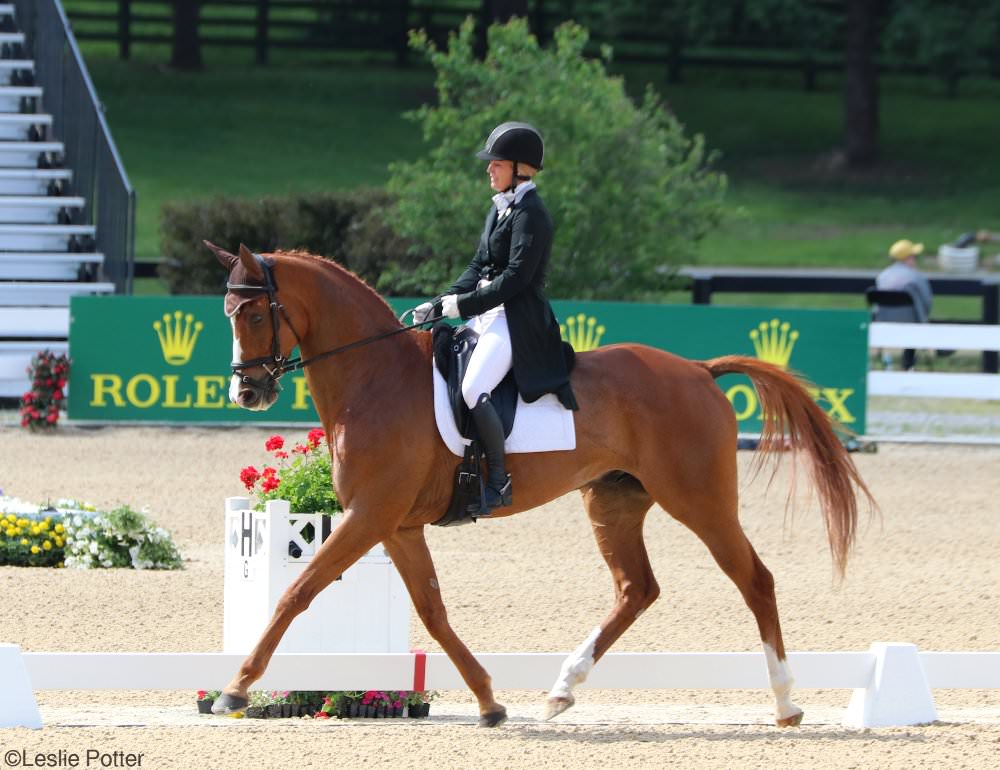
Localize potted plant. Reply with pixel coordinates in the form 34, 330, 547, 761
406, 690, 436, 718
266, 690, 288, 718
246, 690, 270, 719
196, 689, 220, 714
240, 430, 341, 517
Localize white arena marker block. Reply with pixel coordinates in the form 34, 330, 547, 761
844, 643, 938, 728
0, 643, 43, 729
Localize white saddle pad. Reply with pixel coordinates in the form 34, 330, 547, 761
432, 363, 576, 457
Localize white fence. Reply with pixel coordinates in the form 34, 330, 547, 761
3, 643, 999, 730
868, 321, 1000, 400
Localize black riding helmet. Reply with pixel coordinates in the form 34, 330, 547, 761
476, 122, 545, 186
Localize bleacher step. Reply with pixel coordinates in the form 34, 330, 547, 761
0, 223, 95, 251
0, 168, 72, 195
0, 59, 33, 86
0, 251, 103, 280
0, 280, 114, 307
0, 339, 70, 398
0, 306, 69, 337
0, 196, 85, 224
0, 85, 42, 111
0, 140, 64, 168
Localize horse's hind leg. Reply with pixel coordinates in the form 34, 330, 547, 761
384, 526, 508, 727
545, 472, 657, 720
654, 482, 804, 727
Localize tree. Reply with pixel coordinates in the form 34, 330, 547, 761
844, 0, 879, 166
884, 0, 1000, 97
385, 18, 726, 300
171, 0, 203, 71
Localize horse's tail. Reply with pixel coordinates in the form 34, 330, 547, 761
701, 355, 875, 577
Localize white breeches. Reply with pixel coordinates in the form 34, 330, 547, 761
463, 308, 512, 409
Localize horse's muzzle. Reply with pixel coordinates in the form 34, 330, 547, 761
234, 372, 281, 411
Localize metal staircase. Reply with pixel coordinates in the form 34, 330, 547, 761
0, 1, 133, 398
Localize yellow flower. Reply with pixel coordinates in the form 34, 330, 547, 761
30, 545, 40, 554
54, 536, 64, 548
5, 513, 15, 522
39, 520, 50, 531
43, 540, 52, 550
54, 523, 65, 534
4, 528, 14, 538
12, 527, 22, 536
31, 525, 41, 536
17, 518, 28, 527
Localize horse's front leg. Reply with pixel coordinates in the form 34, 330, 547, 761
213, 509, 387, 714
384, 526, 507, 727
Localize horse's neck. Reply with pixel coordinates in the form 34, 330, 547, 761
296, 260, 426, 423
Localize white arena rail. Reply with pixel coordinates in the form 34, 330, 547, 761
868, 321, 1000, 400
3, 643, 998, 730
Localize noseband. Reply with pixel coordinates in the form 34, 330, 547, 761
226, 251, 441, 397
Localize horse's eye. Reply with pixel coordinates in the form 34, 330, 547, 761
249, 313, 265, 326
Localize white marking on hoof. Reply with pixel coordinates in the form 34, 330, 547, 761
545, 626, 600, 718
763, 643, 802, 722
543, 694, 575, 721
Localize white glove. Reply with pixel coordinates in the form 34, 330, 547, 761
442, 295, 460, 319
412, 301, 434, 324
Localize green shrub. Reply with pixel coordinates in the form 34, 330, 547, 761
386, 18, 727, 300
159, 189, 428, 295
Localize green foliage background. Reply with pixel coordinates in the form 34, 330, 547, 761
386, 19, 727, 299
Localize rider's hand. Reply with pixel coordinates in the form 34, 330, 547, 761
442, 295, 460, 319
413, 301, 434, 324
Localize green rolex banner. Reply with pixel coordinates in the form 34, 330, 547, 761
68, 296, 868, 432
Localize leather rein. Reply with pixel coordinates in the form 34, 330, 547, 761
226, 251, 439, 393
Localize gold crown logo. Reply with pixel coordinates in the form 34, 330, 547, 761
750, 318, 799, 370
560, 313, 606, 352
153, 311, 204, 366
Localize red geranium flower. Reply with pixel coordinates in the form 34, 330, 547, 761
261, 475, 280, 493
239, 466, 261, 490
307, 428, 325, 449
265, 435, 285, 452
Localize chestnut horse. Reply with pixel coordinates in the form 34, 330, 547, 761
208, 242, 873, 727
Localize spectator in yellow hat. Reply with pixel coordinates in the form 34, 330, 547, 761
875, 239, 933, 369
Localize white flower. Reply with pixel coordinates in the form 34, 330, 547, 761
89, 542, 99, 555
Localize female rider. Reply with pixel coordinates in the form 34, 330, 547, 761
414, 121, 578, 515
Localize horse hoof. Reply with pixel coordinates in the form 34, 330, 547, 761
543, 695, 575, 721
478, 707, 508, 727
776, 709, 804, 727
211, 692, 248, 715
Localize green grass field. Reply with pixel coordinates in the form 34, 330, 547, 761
78, 44, 1000, 312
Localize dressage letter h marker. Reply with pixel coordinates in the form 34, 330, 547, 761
223, 498, 409, 655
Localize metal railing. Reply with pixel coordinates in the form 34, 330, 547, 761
12, 0, 135, 293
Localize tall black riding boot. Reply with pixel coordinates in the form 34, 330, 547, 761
470, 393, 513, 514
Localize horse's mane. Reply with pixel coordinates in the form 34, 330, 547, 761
272, 249, 400, 326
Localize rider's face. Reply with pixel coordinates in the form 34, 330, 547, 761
487, 160, 513, 192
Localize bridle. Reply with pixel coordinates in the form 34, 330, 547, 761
226, 251, 439, 396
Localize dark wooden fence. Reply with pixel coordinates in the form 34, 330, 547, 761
63, 0, 855, 89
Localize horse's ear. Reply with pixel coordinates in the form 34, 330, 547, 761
204, 240, 237, 270
238, 243, 264, 281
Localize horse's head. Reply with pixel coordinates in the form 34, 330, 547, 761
207, 241, 303, 411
